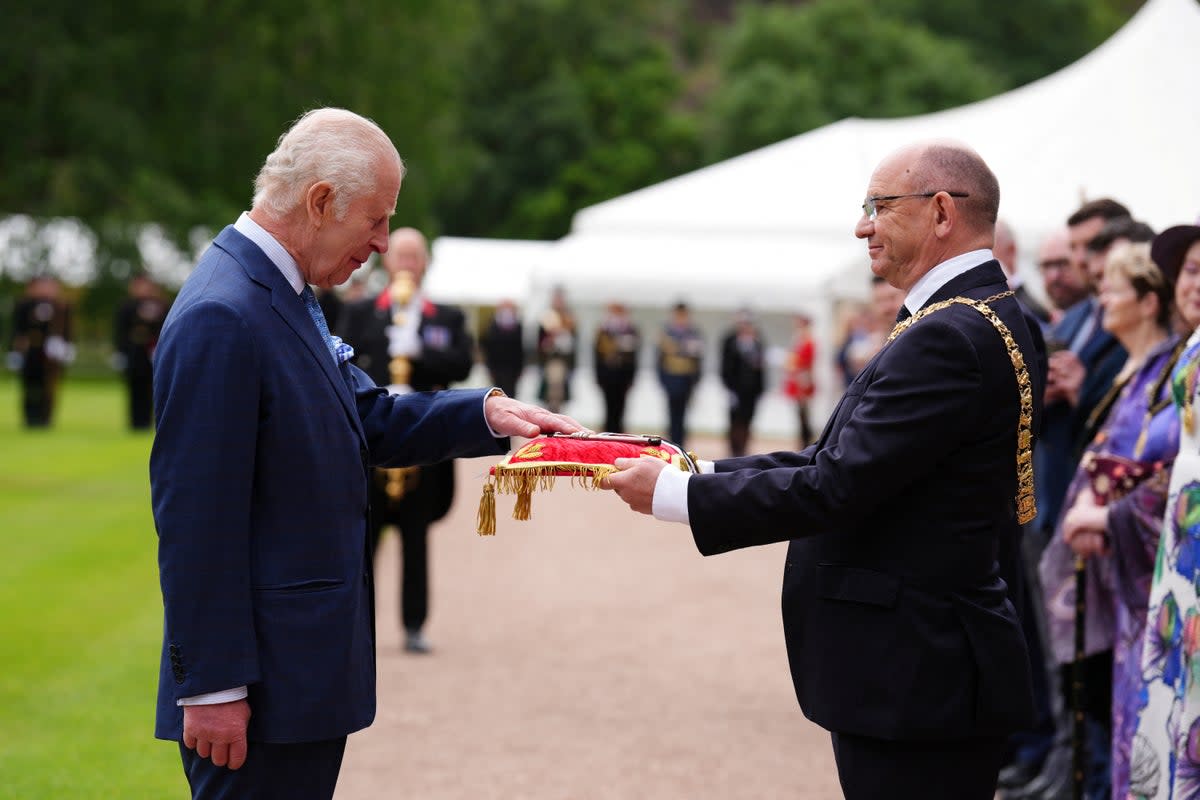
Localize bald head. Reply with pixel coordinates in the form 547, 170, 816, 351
383, 227, 430, 284
856, 140, 999, 289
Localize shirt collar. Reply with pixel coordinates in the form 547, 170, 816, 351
234, 212, 305, 295
903, 249, 994, 315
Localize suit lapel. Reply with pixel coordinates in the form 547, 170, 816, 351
212, 227, 366, 444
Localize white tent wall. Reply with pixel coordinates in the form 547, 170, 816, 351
424, 0, 1200, 443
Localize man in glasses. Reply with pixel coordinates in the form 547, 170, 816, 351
608, 140, 1046, 799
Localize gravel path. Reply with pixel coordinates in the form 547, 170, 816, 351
335, 436, 841, 799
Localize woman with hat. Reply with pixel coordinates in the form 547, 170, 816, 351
1124, 222, 1200, 799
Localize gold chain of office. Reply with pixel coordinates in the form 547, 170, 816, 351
886, 290, 1037, 525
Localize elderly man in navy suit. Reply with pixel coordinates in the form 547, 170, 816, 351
149, 108, 580, 800
609, 141, 1046, 800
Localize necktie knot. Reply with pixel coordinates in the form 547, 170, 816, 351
301, 286, 338, 364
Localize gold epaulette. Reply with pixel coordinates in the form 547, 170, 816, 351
886, 291, 1036, 525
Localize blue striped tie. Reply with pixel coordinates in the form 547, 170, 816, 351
301, 286, 338, 364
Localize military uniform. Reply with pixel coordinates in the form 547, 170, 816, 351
114, 283, 170, 429
9, 280, 73, 427
335, 290, 473, 639
657, 320, 703, 448
594, 314, 640, 432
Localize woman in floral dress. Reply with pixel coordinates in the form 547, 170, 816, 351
1126, 224, 1200, 799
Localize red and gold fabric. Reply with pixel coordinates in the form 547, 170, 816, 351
477, 433, 697, 535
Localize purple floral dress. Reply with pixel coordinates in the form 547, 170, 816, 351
1132, 329, 1200, 800
1040, 335, 1182, 799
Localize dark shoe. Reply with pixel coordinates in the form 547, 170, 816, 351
404, 629, 432, 654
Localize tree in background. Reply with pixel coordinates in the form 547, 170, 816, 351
439, 0, 701, 240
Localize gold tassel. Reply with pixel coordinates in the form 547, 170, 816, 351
476, 480, 496, 536
513, 489, 532, 521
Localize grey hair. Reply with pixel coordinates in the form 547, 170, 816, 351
252, 108, 404, 219
916, 144, 1000, 226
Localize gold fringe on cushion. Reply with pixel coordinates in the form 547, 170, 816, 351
479, 463, 623, 532
476, 479, 496, 536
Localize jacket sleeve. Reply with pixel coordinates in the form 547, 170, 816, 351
690, 318, 984, 554
150, 300, 262, 699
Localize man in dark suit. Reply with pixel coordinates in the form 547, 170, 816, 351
609, 141, 1045, 800
149, 108, 579, 800
335, 226, 475, 654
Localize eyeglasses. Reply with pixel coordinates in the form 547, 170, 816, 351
861, 191, 970, 221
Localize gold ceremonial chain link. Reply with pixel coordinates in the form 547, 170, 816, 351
886, 291, 1036, 524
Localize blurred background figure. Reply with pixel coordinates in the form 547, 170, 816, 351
112, 273, 170, 430
839, 275, 906, 385
593, 301, 640, 432
7, 275, 74, 428
336, 227, 474, 655
782, 312, 817, 449
720, 308, 766, 457
657, 301, 704, 449
995, 218, 1052, 325
479, 299, 525, 399
536, 286, 577, 413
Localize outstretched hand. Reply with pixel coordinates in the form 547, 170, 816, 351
183, 699, 252, 770
605, 456, 669, 515
484, 394, 585, 439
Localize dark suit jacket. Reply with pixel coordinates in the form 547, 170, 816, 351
1032, 298, 1126, 532
150, 227, 506, 743
336, 292, 475, 525
688, 261, 1044, 741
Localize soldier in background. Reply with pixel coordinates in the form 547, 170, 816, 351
480, 298, 525, 398
7, 275, 74, 428
113, 273, 170, 430
720, 308, 766, 457
657, 301, 703, 449
536, 287, 577, 413
593, 301, 640, 432
336, 228, 474, 654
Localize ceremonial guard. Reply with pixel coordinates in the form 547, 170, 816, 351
113, 273, 170, 430
593, 301, 640, 433
337, 228, 474, 653
7, 275, 74, 427
536, 287, 577, 413
480, 299, 525, 398
719, 309, 766, 457
656, 301, 704, 449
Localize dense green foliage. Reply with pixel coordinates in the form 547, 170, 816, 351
0, 377, 182, 798
2, 0, 1142, 263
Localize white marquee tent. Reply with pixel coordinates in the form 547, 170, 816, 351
428, 0, 1200, 441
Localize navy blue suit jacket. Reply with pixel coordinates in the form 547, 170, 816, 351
688, 261, 1044, 741
150, 227, 507, 743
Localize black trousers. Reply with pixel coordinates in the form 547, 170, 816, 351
179, 737, 346, 800
601, 384, 629, 433
830, 731, 1004, 800
370, 516, 431, 633
127, 370, 154, 429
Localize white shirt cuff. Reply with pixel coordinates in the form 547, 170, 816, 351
483, 387, 504, 438
652, 464, 693, 524
177, 686, 248, 706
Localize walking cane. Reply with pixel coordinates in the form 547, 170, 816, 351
1071, 554, 1086, 800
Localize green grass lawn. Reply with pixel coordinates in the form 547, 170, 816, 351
0, 376, 184, 799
